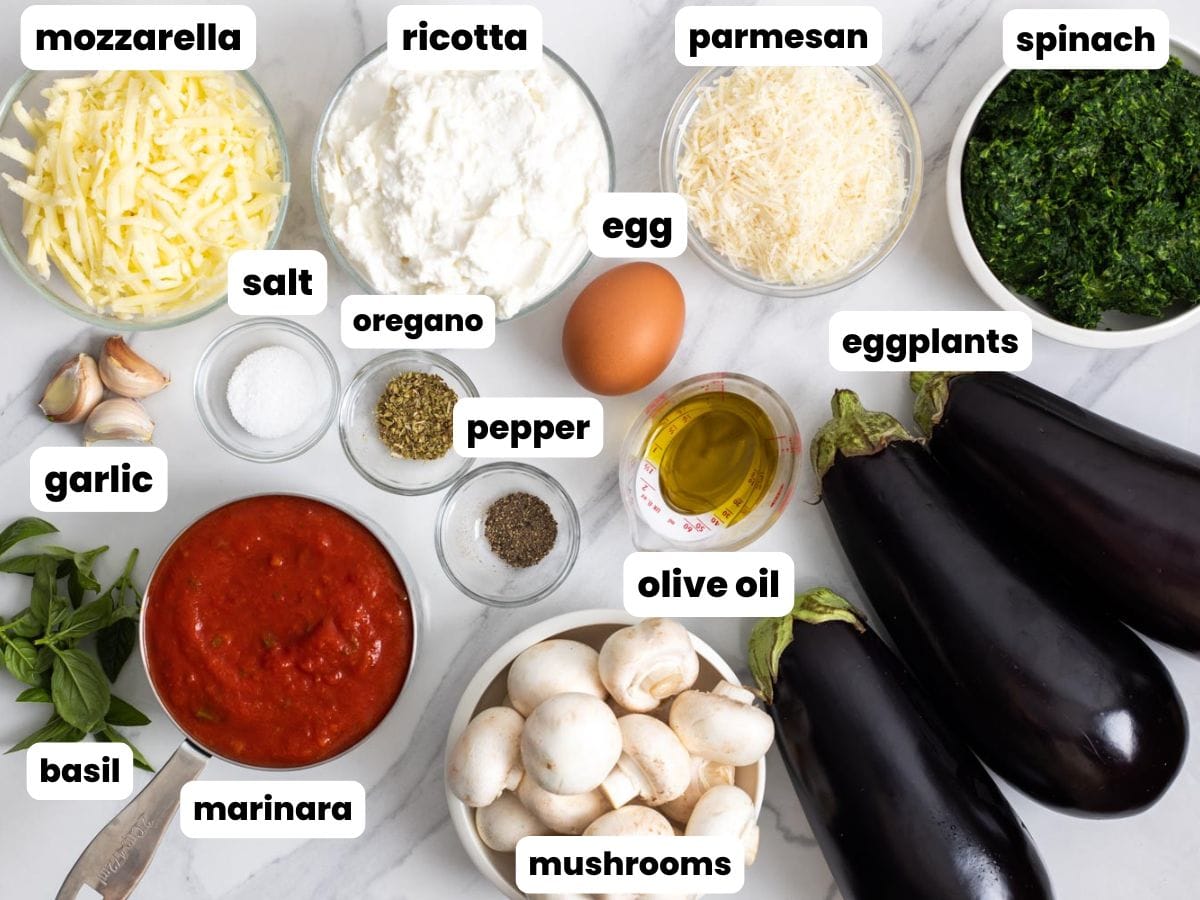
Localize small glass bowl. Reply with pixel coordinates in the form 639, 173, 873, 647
436, 463, 581, 607
339, 351, 477, 495
0, 70, 290, 330
311, 44, 615, 321
660, 65, 923, 297
194, 318, 339, 463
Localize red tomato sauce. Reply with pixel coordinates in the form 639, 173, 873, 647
144, 495, 413, 767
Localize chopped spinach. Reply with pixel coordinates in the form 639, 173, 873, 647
963, 57, 1200, 328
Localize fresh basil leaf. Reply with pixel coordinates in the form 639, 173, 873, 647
0, 546, 76, 576
96, 617, 137, 684
46, 594, 73, 636
35, 645, 53, 674
105, 694, 151, 727
50, 595, 113, 644
16, 686, 51, 703
51, 648, 110, 732
3, 637, 41, 685
6, 714, 85, 753
94, 724, 154, 772
8, 610, 42, 639
0, 518, 57, 557
29, 556, 58, 628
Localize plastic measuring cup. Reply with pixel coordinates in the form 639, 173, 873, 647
619, 373, 802, 551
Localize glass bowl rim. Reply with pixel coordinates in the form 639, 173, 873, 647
338, 349, 480, 496
434, 461, 582, 607
658, 63, 923, 298
0, 68, 291, 331
193, 316, 339, 463
309, 43, 616, 322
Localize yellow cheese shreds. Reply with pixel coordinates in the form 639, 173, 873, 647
1, 71, 288, 319
678, 66, 907, 286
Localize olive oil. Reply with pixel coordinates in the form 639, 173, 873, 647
644, 391, 779, 525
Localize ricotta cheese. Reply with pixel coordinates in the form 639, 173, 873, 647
318, 53, 609, 320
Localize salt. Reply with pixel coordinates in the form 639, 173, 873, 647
226, 345, 317, 439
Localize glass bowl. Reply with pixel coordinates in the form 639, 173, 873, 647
620, 372, 801, 551
659, 65, 922, 297
436, 463, 580, 607
194, 318, 339, 463
0, 69, 290, 330
339, 350, 478, 495
311, 44, 615, 321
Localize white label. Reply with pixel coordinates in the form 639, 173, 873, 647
227, 250, 327, 317
586, 193, 688, 259
828, 311, 1033, 372
387, 4, 542, 70
1003, 9, 1169, 69
20, 5, 256, 70
26, 743, 133, 801
180, 781, 365, 839
341, 295, 496, 349
516, 836, 744, 894
624, 552, 793, 618
675, 6, 882, 66
30, 447, 168, 513
454, 398, 604, 458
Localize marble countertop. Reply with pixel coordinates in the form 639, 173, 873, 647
3, 0, 1200, 897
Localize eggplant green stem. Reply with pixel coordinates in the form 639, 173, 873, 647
748, 588, 866, 704
810, 389, 916, 481
910, 372, 959, 436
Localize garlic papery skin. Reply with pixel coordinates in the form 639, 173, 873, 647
39, 354, 103, 424
83, 398, 155, 445
98, 336, 169, 398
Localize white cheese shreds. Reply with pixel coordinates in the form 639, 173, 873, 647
0, 71, 288, 319
678, 66, 907, 286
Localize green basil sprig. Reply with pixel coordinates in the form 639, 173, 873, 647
0, 518, 153, 771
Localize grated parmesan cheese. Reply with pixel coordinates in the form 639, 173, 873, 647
0, 71, 288, 319
678, 66, 907, 286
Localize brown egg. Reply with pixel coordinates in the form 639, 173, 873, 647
562, 263, 685, 396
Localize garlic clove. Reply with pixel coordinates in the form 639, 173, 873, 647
83, 398, 155, 445
98, 336, 170, 398
39, 353, 104, 424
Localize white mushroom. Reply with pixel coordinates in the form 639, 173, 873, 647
475, 791, 547, 852
668, 682, 774, 767
446, 706, 525, 808
507, 639, 606, 716
517, 775, 610, 835
657, 757, 735, 824
685, 785, 760, 865
522, 693, 622, 795
583, 805, 674, 837
599, 618, 699, 712
601, 714, 690, 808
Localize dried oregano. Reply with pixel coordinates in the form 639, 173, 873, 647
374, 372, 458, 460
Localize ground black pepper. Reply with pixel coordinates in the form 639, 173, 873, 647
484, 492, 558, 568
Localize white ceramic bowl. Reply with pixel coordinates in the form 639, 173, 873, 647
947, 37, 1200, 348
444, 609, 767, 900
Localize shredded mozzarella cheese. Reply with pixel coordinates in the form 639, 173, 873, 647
678, 66, 907, 286
0, 71, 288, 318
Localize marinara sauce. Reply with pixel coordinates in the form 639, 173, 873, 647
144, 495, 413, 767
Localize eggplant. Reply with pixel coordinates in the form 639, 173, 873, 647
749, 589, 1053, 900
914, 371, 1200, 652
812, 390, 1186, 816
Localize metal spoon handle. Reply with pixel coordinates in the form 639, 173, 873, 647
55, 741, 209, 900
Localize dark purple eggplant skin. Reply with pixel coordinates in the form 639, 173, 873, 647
822, 439, 1187, 816
770, 617, 1054, 900
922, 372, 1200, 652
